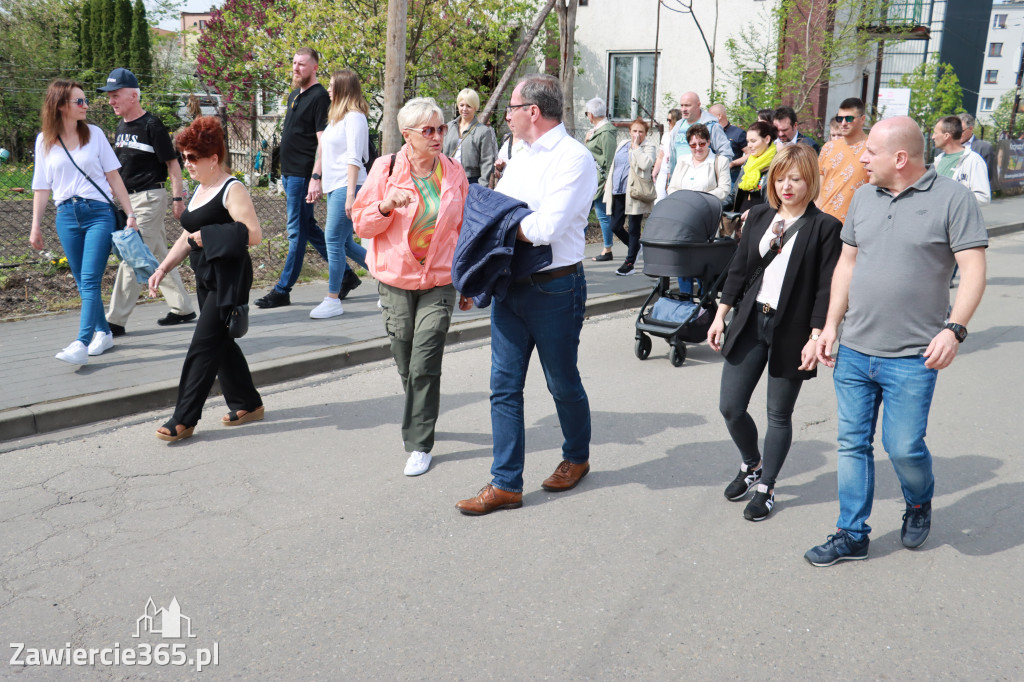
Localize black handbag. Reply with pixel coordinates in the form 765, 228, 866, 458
227, 304, 249, 338
57, 137, 129, 229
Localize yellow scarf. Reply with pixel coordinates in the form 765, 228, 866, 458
738, 143, 777, 192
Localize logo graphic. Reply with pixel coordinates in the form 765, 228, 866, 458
134, 598, 196, 639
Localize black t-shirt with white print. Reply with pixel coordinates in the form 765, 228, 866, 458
113, 112, 178, 192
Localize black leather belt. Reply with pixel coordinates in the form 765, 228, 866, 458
759, 302, 776, 315
514, 262, 580, 286
128, 184, 164, 194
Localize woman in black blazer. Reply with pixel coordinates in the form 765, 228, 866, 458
707, 144, 842, 521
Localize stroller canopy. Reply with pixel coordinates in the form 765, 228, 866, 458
641, 190, 723, 246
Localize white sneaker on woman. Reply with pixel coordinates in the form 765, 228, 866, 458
310, 297, 344, 319
404, 451, 432, 476
55, 341, 89, 365
87, 331, 114, 356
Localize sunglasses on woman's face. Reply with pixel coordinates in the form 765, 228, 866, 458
70, 98, 88, 107
181, 152, 203, 164
834, 115, 857, 123
405, 125, 448, 138
688, 140, 709, 149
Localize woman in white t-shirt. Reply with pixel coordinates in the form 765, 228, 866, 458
30, 79, 137, 365
306, 69, 370, 319
653, 108, 681, 202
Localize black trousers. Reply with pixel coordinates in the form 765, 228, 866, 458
718, 310, 804, 490
609, 193, 643, 263
172, 285, 261, 427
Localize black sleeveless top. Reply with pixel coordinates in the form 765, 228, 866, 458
182, 177, 238, 236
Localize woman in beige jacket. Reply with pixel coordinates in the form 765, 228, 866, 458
603, 117, 657, 276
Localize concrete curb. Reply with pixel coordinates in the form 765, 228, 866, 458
0, 289, 650, 441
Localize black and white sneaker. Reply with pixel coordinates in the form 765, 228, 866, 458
615, 261, 635, 276
901, 500, 932, 549
744, 484, 774, 521
724, 466, 761, 501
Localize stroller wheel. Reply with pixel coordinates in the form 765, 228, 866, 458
635, 334, 652, 360
669, 343, 686, 367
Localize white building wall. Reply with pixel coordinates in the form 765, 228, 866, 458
571, 0, 779, 133
976, 3, 1024, 125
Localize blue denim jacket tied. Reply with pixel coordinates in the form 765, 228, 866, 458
452, 184, 552, 308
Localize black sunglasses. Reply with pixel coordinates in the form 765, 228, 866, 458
70, 97, 89, 107
769, 221, 785, 253
834, 115, 857, 123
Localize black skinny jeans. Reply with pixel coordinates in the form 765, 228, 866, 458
609, 193, 643, 264
719, 309, 804, 490
172, 285, 262, 427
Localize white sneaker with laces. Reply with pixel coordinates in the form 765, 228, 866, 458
404, 450, 432, 476
310, 296, 344, 319
87, 331, 114, 356
55, 340, 89, 365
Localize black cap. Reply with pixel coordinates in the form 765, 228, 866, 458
97, 68, 139, 92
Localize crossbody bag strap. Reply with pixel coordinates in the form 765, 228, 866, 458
742, 214, 808, 295
58, 136, 116, 206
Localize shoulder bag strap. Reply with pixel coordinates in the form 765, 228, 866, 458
58, 136, 116, 206
742, 214, 808, 295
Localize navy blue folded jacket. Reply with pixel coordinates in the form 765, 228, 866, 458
452, 184, 552, 308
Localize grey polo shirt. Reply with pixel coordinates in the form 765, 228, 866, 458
839, 167, 988, 357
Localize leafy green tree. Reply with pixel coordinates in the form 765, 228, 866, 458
113, 0, 132, 68
100, 0, 117, 71
986, 90, 1024, 140
129, 0, 152, 83
80, 0, 93, 69
89, 0, 104, 70
893, 57, 962, 132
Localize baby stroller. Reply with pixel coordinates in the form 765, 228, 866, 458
634, 190, 738, 366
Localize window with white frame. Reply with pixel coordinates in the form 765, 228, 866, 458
981, 98, 994, 111
994, 14, 1007, 29
986, 70, 998, 84
609, 53, 656, 120
990, 43, 1003, 57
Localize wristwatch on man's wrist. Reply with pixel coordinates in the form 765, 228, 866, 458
944, 322, 968, 343
172, 196, 183, 202
311, 173, 321, 181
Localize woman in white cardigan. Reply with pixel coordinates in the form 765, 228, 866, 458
603, 117, 657, 276
666, 122, 731, 204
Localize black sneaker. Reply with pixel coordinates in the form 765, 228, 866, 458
804, 530, 869, 567
615, 262, 635, 276
338, 269, 362, 300
724, 466, 761, 501
157, 311, 197, 326
743, 486, 774, 521
901, 501, 932, 549
254, 290, 290, 309
108, 322, 126, 337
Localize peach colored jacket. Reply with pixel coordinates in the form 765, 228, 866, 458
352, 146, 469, 290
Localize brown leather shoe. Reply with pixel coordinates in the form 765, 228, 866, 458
541, 460, 590, 492
455, 484, 523, 516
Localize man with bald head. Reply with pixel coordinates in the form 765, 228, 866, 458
709, 103, 747, 186
805, 116, 988, 566
666, 91, 733, 185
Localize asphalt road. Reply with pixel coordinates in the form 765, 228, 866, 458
1, 232, 1022, 679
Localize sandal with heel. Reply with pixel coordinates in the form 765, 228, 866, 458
156, 420, 195, 442
222, 405, 265, 427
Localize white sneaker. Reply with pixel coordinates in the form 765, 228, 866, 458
404, 450, 432, 476
310, 296, 344, 319
55, 340, 89, 365
87, 331, 114, 356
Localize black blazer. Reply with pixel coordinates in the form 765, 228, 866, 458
719, 203, 842, 379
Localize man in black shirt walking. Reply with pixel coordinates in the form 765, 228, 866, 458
99, 68, 195, 334
255, 48, 359, 308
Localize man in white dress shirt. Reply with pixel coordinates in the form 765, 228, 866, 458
456, 74, 598, 515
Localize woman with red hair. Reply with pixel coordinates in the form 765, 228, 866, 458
149, 117, 264, 442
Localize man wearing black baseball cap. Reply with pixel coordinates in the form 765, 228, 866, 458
99, 67, 196, 334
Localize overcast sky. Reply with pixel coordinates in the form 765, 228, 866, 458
154, 1, 218, 31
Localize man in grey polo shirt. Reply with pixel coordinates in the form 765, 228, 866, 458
805, 116, 988, 566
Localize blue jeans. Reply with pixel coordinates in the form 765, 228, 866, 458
593, 199, 612, 249
55, 197, 114, 345
489, 265, 591, 492
833, 345, 937, 541
325, 186, 367, 294
274, 175, 328, 294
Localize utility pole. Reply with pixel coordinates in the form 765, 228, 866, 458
382, 0, 408, 154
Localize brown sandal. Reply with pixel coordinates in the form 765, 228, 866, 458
156, 421, 195, 442
222, 405, 265, 426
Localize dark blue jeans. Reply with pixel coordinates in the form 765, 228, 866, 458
489, 265, 590, 492
274, 175, 328, 294
55, 197, 114, 345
